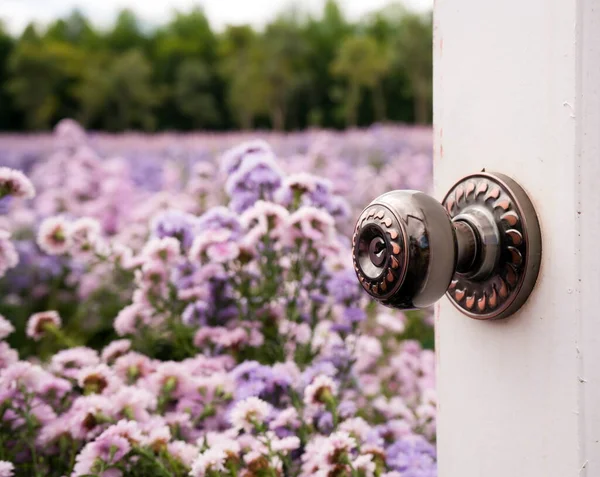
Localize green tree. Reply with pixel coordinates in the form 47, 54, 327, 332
6, 39, 84, 129
331, 35, 390, 127
0, 21, 17, 129
173, 59, 220, 128
259, 18, 310, 130
107, 10, 147, 53
151, 7, 220, 129
77, 50, 158, 131
393, 11, 433, 124
302, 0, 351, 128
218, 26, 268, 129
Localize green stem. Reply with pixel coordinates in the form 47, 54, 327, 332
134, 446, 172, 477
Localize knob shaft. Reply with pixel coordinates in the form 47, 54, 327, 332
352, 172, 542, 320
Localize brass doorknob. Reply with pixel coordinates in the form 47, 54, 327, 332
352, 172, 542, 320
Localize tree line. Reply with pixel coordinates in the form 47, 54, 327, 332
0, 1, 432, 132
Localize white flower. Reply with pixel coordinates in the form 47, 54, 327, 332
321, 431, 357, 465
352, 454, 376, 477
272, 436, 301, 453
0, 167, 35, 199
304, 375, 338, 407
0, 460, 15, 477
190, 448, 227, 477
0, 316, 15, 341
0, 231, 18, 278
141, 237, 181, 263
70, 217, 102, 258
37, 216, 71, 255
26, 311, 61, 341
229, 397, 272, 432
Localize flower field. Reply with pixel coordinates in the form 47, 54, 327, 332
0, 120, 435, 477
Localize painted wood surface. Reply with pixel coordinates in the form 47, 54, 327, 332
434, 1, 600, 475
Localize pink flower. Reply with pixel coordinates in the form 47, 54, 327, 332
272, 435, 301, 453
50, 347, 100, 380
284, 206, 335, 243
167, 440, 199, 466
26, 310, 61, 341
68, 394, 114, 440
37, 216, 71, 255
189, 228, 239, 263
0, 167, 35, 200
77, 364, 122, 394
0, 230, 18, 277
190, 448, 227, 477
113, 351, 156, 383
240, 200, 289, 245
112, 386, 157, 421
304, 375, 338, 407
0, 461, 14, 477
114, 302, 152, 336
229, 397, 272, 432
70, 217, 102, 258
0, 342, 18, 369
206, 241, 239, 263
100, 339, 131, 363
0, 315, 14, 341
72, 429, 131, 476
141, 237, 181, 263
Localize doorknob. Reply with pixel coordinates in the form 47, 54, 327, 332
352, 172, 541, 320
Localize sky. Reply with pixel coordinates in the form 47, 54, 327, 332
0, 0, 433, 35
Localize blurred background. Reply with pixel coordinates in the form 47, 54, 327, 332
0, 0, 433, 132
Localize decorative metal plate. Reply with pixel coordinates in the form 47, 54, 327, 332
442, 172, 542, 320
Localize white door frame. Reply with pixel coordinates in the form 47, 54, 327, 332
434, 1, 600, 475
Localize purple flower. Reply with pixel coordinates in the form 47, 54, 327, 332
196, 206, 242, 238
329, 270, 363, 305
224, 149, 283, 213
151, 209, 197, 250
387, 435, 437, 475
182, 300, 211, 326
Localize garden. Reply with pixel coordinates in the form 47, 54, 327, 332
0, 120, 436, 476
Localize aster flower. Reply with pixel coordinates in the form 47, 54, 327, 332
321, 431, 357, 467
69, 217, 103, 258
190, 448, 227, 477
151, 209, 198, 250
72, 431, 131, 476
0, 461, 14, 477
0, 230, 18, 277
78, 364, 121, 394
196, 206, 242, 238
168, 441, 199, 467
352, 454, 376, 477
0, 315, 15, 340
220, 139, 273, 175
141, 236, 182, 263
100, 339, 131, 363
225, 150, 283, 213
50, 346, 100, 380
26, 310, 61, 341
114, 302, 152, 336
0, 167, 35, 200
229, 397, 272, 432
0, 342, 18, 369
285, 206, 336, 244
304, 375, 338, 407
37, 216, 71, 255
113, 351, 156, 383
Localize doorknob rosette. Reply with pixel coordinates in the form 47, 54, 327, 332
352, 172, 541, 320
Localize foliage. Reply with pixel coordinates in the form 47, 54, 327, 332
0, 120, 436, 476
0, 2, 432, 132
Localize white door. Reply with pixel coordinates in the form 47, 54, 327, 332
434, 1, 600, 476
